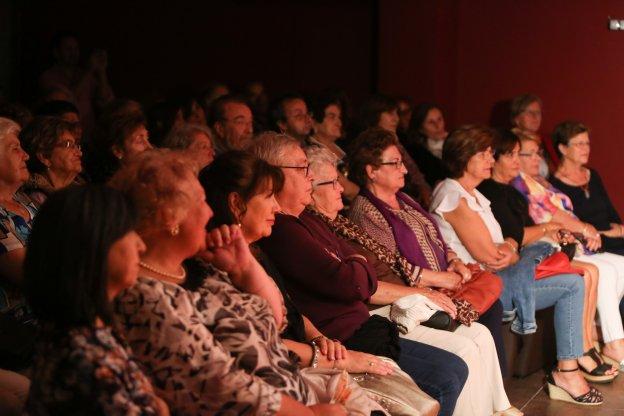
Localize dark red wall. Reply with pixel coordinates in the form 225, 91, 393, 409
379, 0, 624, 213
15, 0, 374, 104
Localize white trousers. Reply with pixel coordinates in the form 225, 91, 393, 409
577, 252, 624, 343
372, 306, 511, 416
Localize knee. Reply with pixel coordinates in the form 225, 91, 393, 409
445, 354, 469, 389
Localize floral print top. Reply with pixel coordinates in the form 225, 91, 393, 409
26, 325, 160, 415
0, 191, 37, 255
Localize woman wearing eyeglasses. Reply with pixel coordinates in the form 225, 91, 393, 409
514, 130, 624, 374
549, 121, 624, 256
19, 116, 85, 205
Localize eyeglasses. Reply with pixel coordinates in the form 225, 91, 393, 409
288, 112, 313, 122
55, 140, 81, 150
278, 164, 310, 177
519, 149, 544, 158
222, 117, 253, 128
568, 141, 590, 148
379, 159, 405, 169
522, 110, 542, 118
314, 178, 340, 189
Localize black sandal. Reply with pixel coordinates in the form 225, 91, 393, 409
578, 348, 618, 383
545, 367, 603, 406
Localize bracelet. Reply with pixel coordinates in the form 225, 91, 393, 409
503, 241, 517, 253
415, 268, 424, 285
310, 335, 324, 346
448, 257, 461, 265
309, 343, 320, 368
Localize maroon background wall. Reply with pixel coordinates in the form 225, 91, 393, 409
12, 0, 375, 105
379, 0, 624, 214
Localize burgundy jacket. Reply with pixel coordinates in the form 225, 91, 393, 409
258, 210, 378, 341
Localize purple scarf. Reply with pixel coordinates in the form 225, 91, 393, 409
359, 188, 449, 271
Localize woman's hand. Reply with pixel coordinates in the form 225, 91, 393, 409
312, 336, 347, 361
447, 259, 472, 283
426, 270, 462, 291
585, 234, 602, 252
200, 224, 253, 279
486, 244, 518, 270
334, 350, 394, 375
420, 288, 457, 318
599, 223, 624, 238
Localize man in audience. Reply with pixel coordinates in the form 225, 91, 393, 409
39, 32, 114, 133
272, 93, 312, 143
208, 95, 253, 154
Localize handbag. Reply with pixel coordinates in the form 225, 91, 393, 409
447, 264, 503, 315
535, 251, 584, 280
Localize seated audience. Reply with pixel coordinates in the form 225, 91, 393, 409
146, 100, 184, 148
161, 123, 215, 170
550, 121, 624, 256
208, 95, 254, 154
513, 133, 624, 372
429, 125, 601, 405
396, 96, 413, 137
244, 81, 270, 131
200, 82, 229, 116
23, 185, 168, 415
253, 132, 469, 416
308, 94, 359, 200
307, 141, 521, 415
110, 150, 371, 415
19, 116, 85, 205
478, 130, 614, 383
271, 93, 313, 144
405, 103, 450, 188
35, 100, 82, 140
178, 95, 207, 126
86, 112, 152, 183
509, 93, 557, 176
359, 95, 432, 207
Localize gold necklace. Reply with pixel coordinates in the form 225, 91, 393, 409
139, 261, 187, 282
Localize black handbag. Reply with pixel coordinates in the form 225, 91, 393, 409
421, 311, 459, 332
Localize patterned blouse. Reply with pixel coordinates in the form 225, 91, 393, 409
114, 264, 312, 415
0, 192, 37, 255
511, 172, 576, 224
26, 325, 160, 415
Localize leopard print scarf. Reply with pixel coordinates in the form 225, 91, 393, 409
308, 208, 479, 325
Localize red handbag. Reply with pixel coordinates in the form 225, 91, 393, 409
446, 264, 503, 314
535, 252, 584, 280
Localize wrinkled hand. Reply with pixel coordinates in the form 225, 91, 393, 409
431, 270, 462, 291
486, 244, 517, 270
447, 260, 472, 283
599, 223, 624, 239
199, 224, 253, 279
309, 404, 347, 416
336, 350, 394, 375
421, 288, 457, 318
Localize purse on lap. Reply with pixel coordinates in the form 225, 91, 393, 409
535, 251, 584, 280
446, 265, 503, 315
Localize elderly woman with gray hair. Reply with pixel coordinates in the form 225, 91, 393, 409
254, 132, 470, 416
161, 123, 215, 169
302, 143, 520, 416
0, 117, 36, 416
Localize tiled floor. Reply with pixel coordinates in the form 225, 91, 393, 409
506, 370, 624, 415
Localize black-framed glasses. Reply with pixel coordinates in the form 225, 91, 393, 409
278, 164, 310, 177
314, 178, 340, 189
379, 159, 405, 169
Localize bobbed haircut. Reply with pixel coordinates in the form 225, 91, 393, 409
443, 125, 495, 178
551, 120, 589, 156
200, 150, 284, 229
492, 129, 520, 161
347, 127, 399, 187
19, 116, 75, 174
23, 185, 137, 328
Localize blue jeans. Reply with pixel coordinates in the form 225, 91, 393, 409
498, 242, 554, 334
397, 338, 468, 416
533, 273, 585, 360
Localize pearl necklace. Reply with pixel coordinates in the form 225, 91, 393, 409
139, 261, 187, 282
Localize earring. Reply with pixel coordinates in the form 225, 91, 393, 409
170, 225, 180, 236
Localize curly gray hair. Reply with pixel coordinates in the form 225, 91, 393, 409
161, 123, 213, 150
0, 117, 20, 141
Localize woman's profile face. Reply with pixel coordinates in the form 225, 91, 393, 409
121, 125, 152, 161
177, 178, 213, 256
514, 101, 542, 133
518, 139, 542, 178
0, 129, 29, 186
187, 131, 214, 170
378, 109, 399, 133
559, 132, 590, 165
421, 108, 446, 140
369, 145, 406, 193
43, 130, 82, 177
107, 230, 146, 299
464, 146, 494, 183
311, 164, 344, 218
238, 181, 281, 243
492, 143, 521, 182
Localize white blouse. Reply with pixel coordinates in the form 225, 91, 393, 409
429, 178, 504, 264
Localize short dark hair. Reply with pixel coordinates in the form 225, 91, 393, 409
20, 116, 75, 174
359, 94, 398, 129
199, 150, 284, 229
310, 94, 342, 124
88, 113, 146, 183
510, 93, 542, 121
347, 127, 399, 187
36, 100, 79, 117
208, 94, 250, 127
23, 185, 137, 328
270, 93, 306, 128
492, 129, 520, 161
443, 125, 495, 178
552, 120, 589, 156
